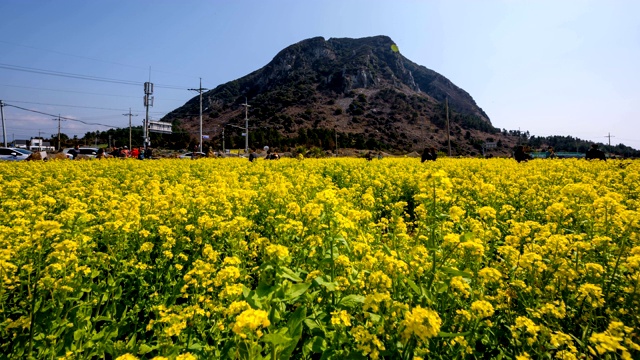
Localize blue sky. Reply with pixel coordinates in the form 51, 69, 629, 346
1, 0, 638, 149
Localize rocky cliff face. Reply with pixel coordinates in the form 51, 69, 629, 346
163, 36, 502, 154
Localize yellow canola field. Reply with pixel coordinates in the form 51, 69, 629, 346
1, 158, 639, 359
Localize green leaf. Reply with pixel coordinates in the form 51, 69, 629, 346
113, 285, 123, 300
338, 294, 365, 308
310, 336, 327, 353
336, 237, 351, 253
138, 344, 154, 354
262, 330, 292, 346
304, 319, 321, 332
285, 283, 311, 302
126, 334, 137, 349
256, 283, 277, 298
441, 266, 472, 279
278, 267, 303, 282
243, 289, 263, 309
405, 278, 421, 296
74, 329, 84, 341
280, 307, 307, 359
461, 232, 474, 242
381, 243, 393, 256
366, 312, 382, 323
314, 277, 337, 291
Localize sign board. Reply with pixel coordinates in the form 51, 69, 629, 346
484, 142, 497, 149
149, 121, 172, 134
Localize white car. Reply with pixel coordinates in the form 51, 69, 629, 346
62, 147, 99, 159
0, 147, 30, 161
179, 152, 207, 159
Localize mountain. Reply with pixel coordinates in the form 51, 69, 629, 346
162, 35, 506, 155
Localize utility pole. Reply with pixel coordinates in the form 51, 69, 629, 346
222, 126, 225, 154
242, 97, 250, 154
445, 97, 451, 156
53, 114, 64, 150
189, 78, 208, 153
123, 108, 138, 150
605, 132, 615, 146
1, 100, 7, 147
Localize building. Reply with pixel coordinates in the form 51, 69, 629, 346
29, 137, 55, 151
13, 139, 29, 149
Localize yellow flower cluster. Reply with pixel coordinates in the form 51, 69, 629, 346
401, 306, 442, 344
232, 308, 271, 339
1, 157, 639, 359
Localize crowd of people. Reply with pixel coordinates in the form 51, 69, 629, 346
249, 149, 280, 162
66, 143, 611, 162
66, 146, 153, 160
102, 146, 152, 160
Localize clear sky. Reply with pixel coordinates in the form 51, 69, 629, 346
1, 0, 638, 149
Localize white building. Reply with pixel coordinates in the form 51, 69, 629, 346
29, 137, 55, 151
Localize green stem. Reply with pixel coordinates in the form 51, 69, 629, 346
28, 247, 43, 359
604, 239, 626, 301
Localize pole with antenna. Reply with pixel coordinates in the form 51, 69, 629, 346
143, 68, 153, 150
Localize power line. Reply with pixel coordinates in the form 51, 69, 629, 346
4, 100, 133, 112
3, 102, 119, 128
0, 63, 189, 90
0, 40, 203, 79
0, 83, 139, 99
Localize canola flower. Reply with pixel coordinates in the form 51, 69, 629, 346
0, 157, 638, 359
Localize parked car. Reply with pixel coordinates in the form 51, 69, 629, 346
11, 148, 33, 156
62, 147, 99, 159
0, 147, 30, 161
179, 152, 207, 159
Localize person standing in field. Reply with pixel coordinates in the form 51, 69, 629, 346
130, 147, 139, 159
249, 149, 258, 162
546, 146, 556, 159
144, 147, 153, 160
421, 147, 437, 162
68, 144, 80, 160
585, 144, 606, 161
514, 146, 532, 163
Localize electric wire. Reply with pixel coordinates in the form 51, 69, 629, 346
5, 100, 133, 112
0, 83, 139, 99
0, 40, 203, 79
4, 102, 120, 128
0, 63, 191, 90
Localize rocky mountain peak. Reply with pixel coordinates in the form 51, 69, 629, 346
162, 36, 497, 154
